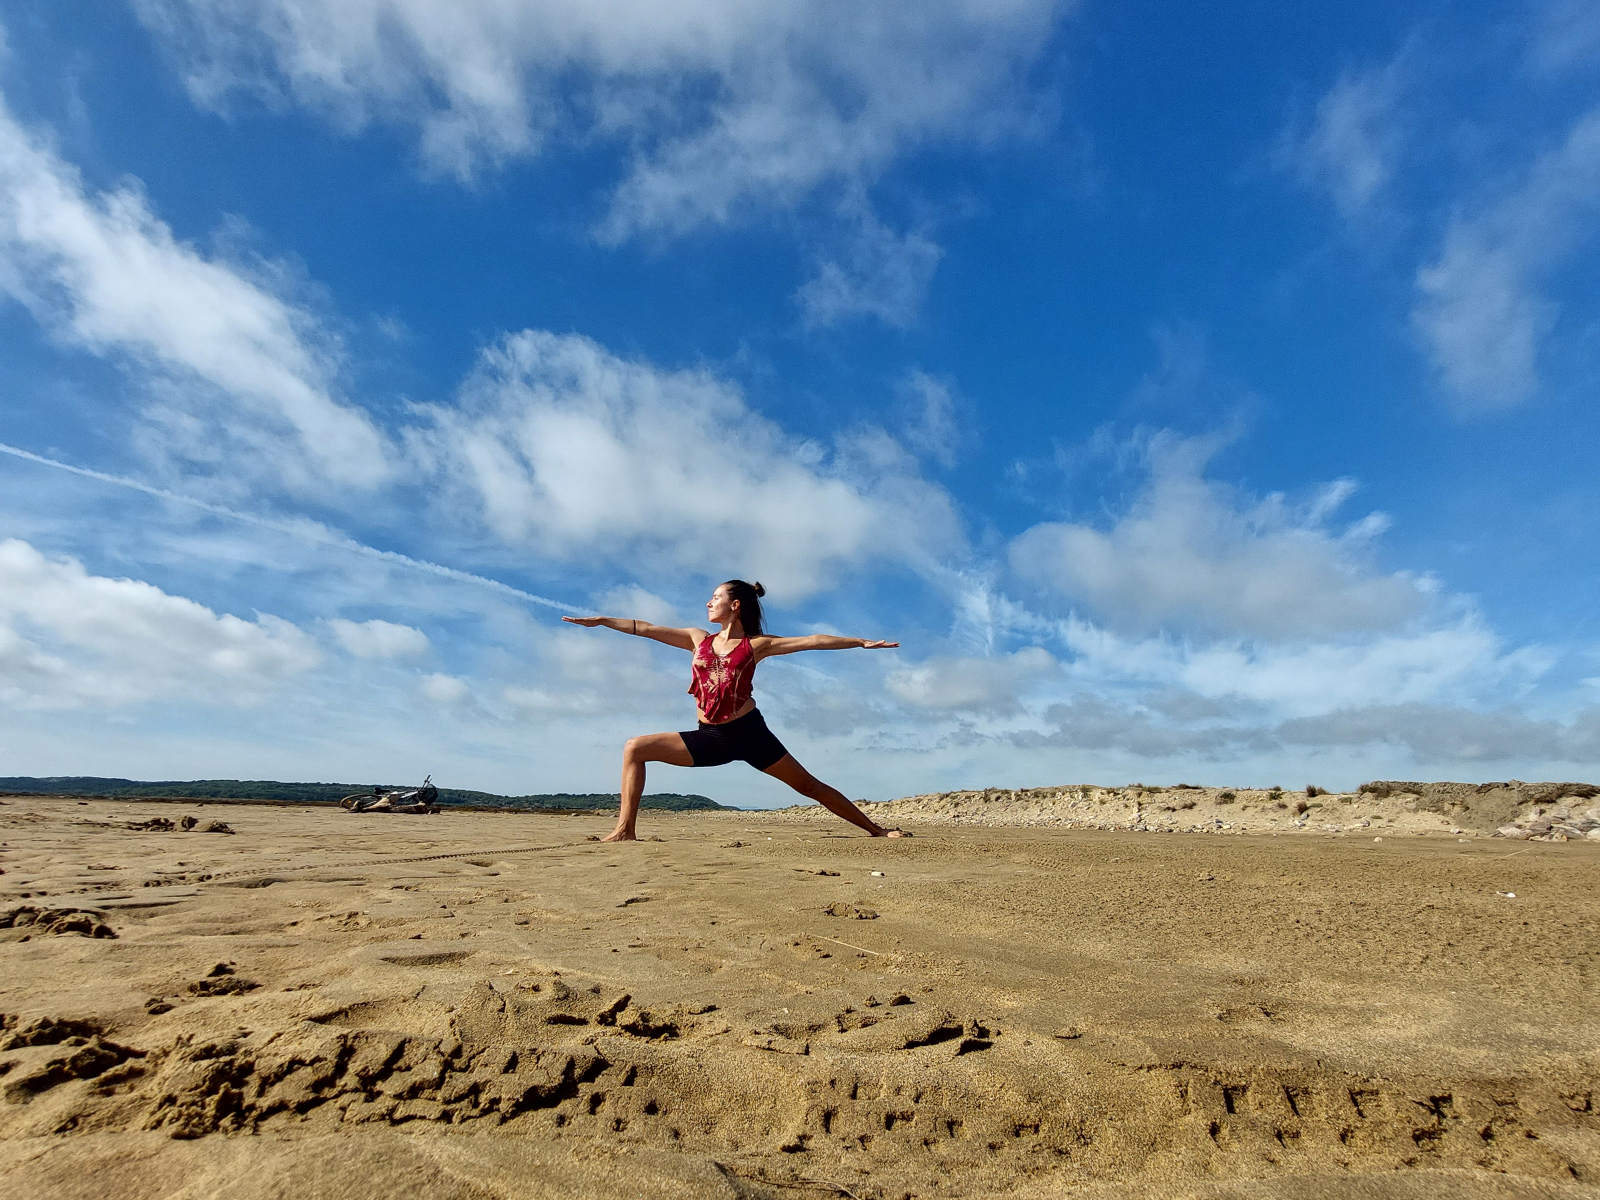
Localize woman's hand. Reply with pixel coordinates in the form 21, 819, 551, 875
860, 640, 899, 649
562, 616, 605, 627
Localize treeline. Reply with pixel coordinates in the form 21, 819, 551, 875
0, 777, 728, 811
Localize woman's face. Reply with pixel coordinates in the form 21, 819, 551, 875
707, 587, 736, 623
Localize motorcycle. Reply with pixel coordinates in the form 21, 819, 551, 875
339, 774, 440, 814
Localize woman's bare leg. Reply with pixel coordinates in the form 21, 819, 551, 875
605, 732, 694, 842
762, 754, 905, 837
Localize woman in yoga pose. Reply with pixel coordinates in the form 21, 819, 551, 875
563, 580, 908, 841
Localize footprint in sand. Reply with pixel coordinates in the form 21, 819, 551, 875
822, 902, 878, 920
186, 962, 261, 996
0, 905, 116, 939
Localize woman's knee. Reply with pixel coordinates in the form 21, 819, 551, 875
623, 736, 648, 763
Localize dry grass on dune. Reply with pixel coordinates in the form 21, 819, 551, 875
774, 779, 1600, 842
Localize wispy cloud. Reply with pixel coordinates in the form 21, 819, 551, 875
0, 91, 390, 494
1280, 59, 1407, 220
886, 647, 1057, 715
1276, 702, 1600, 762
795, 200, 943, 329
132, 0, 1068, 240
0, 441, 578, 612
895, 369, 964, 468
1526, 0, 1600, 75
1412, 106, 1600, 413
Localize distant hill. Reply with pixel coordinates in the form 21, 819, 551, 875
0, 777, 730, 812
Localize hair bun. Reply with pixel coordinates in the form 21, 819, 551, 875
752, 581, 765, 597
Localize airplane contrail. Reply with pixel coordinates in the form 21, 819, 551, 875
0, 441, 577, 612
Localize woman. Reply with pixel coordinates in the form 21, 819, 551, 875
562, 580, 908, 841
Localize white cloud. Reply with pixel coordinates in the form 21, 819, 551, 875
0, 91, 390, 493
1282, 61, 1406, 219
1171, 624, 1551, 717
595, 585, 683, 626
1412, 106, 1600, 413
1008, 430, 1427, 639
886, 646, 1057, 714
421, 673, 470, 704
796, 202, 943, 329
328, 617, 429, 659
0, 537, 320, 709
1034, 603, 1555, 728
131, 0, 1066, 238
410, 329, 963, 597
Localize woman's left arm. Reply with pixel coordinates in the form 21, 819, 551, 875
753, 635, 899, 659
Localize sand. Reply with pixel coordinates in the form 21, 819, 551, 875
2, 794, 1598, 1199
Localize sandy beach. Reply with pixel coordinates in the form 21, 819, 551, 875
3, 794, 1598, 1199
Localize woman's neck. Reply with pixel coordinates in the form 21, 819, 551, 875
720, 619, 747, 642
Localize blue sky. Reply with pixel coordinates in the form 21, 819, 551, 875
1, 0, 1597, 806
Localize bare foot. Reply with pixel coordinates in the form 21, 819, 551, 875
875, 827, 909, 838
599, 830, 638, 842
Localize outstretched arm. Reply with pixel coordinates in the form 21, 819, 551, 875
562, 616, 699, 651
753, 634, 899, 659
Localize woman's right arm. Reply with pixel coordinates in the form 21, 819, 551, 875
561, 616, 699, 651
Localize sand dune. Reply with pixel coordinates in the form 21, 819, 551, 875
794, 780, 1600, 842
2, 795, 1598, 1198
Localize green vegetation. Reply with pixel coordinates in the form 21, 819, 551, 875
0, 777, 729, 812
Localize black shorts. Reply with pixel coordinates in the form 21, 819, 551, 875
679, 708, 789, 771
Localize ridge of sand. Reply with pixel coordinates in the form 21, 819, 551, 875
2, 796, 1598, 1199
767, 781, 1600, 842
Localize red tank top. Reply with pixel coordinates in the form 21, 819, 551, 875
688, 635, 756, 723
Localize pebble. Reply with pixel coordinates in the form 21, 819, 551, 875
870, 870, 885, 877
1373, 836, 1383, 843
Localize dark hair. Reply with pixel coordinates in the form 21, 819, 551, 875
720, 579, 766, 637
